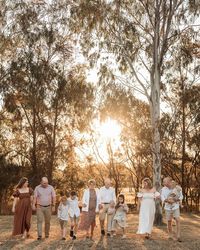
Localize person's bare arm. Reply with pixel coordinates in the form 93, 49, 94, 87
12, 197, 18, 213
32, 188, 37, 210
137, 198, 141, 212
52, 195, 56, 206
30, 195, 33, 205
51, 188, 56, 212
123, 204, 129, 212
52, 196, 56, 212
32, 196, 37, 210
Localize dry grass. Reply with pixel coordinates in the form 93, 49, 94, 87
0, 213, 200, 250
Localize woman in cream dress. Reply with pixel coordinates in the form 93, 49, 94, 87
137, 178, 160, 239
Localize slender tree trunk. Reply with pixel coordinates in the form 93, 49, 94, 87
0, 191, 3, 215
181, 79, 186, 205
32, 106, 38, 186
47, 102, 58, 183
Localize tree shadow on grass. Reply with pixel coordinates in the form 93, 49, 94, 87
95, 236, 106, 250
40, 238, 97, 250
96, 236, 145, 250
73, 238, 98, 250
21, 239, 46, 250
46, 239, 74, 250
0, 239, 21, 250
143, 238, 200, 250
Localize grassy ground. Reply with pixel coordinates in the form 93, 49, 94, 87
0, 213, 200, 250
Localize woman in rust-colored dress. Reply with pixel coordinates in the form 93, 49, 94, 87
12, 177, 33, 239
79, 179, 100, 239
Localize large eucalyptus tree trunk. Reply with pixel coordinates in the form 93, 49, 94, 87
150, 67, 162, 225
151, 68, 161, 189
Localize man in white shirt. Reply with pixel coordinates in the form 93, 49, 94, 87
99, 178, 116, 236
161, 177, 183, 242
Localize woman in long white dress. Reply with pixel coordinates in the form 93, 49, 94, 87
137, 177, 160, 239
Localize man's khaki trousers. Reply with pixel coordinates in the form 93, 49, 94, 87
99, 204, 114, 233
36, 206, 51, 237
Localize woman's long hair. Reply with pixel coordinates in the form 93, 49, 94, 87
115, 194, 125, 209
16, 177, 28, 189
142, 177, 153, 189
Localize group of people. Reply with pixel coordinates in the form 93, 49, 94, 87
11, 176, 183, 242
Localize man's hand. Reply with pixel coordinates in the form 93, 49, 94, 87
167, 198, 175, 204
32, 204, 36, 211
52, 205, 56, 213
12, 207, 15, 213
99, 204, 103, 210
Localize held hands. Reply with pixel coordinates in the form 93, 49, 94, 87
52, 205, 56, 213
99, 204, 103, 210
82, 203, 87, 208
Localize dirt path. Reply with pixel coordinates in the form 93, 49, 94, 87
0, 213, 200, 250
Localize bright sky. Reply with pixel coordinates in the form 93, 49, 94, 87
75, 118, 123, 165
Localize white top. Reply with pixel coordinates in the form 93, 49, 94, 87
137, 191, 159, 234
161, 186, 183, 210
137, 191, 160, 199
99, 186, 116, 204
68, 197, 80, 217
82, 188, 101, 212
57, 202, 70, 221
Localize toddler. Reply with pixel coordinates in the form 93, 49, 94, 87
58, 195, 70, 240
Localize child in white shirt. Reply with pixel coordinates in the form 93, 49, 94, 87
69, 191, 80, 240
57, 195, 70, 240
108, 200, 115, 215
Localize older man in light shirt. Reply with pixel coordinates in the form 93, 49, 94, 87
99, 178, 116, 236
33, 177, 56, 240
161, 177, 183, 242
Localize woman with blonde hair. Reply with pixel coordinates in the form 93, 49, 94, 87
79, 179, 100, 239
137, 177, 160, 239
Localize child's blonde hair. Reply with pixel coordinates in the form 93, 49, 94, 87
60, 195, 67, 203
